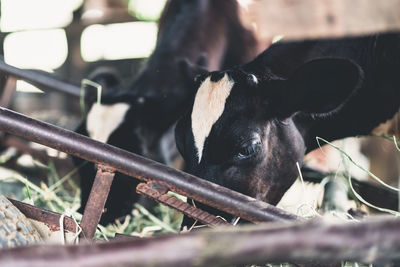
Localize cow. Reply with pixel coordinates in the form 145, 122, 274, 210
75, 0, 259, 225
175, 33, 400, 222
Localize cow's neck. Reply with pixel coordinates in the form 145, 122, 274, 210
155, 0, 258, 71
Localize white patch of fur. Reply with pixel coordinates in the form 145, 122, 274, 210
191, 74, 234, 162
86, 103, 130, 143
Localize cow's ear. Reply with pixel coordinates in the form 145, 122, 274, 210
273, 58, 363, 118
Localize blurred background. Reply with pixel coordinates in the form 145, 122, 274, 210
0, 0, 168, 203
0, 0, 166, 128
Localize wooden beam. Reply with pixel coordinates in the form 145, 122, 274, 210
240, 0, 400, 41
1, 216, 400, 266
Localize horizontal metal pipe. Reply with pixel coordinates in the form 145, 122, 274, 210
136, 182, 229, 226
0, 107, 299, 222
0, 60, 81, 97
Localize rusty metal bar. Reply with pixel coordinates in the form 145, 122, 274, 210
0, 107, 299, 223
80, 166, 115, 239
8, 198, 77, 233
0, 77, 16, 108
0, 60, 81, 98
1, 216, 400, 266
137, 182, 229, 227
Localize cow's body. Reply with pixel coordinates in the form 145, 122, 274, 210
175, 33, 400, 219
75, 0, 259, 224
252, 34, 400, 149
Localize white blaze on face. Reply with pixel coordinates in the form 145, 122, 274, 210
191, 74, 235, 162
86, 102, 130, 143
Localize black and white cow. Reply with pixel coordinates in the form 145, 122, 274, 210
175, 33, 400, 218
75, 0, 259, 224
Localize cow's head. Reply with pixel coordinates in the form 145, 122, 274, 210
81, 57, 206, 162
175, 58, 363, 206
127, 55, 208, 130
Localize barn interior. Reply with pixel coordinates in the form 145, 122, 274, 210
0, 0, 399, 266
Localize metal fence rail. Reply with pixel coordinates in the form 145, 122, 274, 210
0, 60, 81, 97
0, 107, 299, 227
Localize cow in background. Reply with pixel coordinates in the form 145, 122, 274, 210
74, 0, 260, 224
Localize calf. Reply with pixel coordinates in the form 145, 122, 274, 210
175, 33, 400, 218
76, 0, 258, 224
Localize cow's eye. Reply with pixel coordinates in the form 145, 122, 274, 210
235, 140, 261, 161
